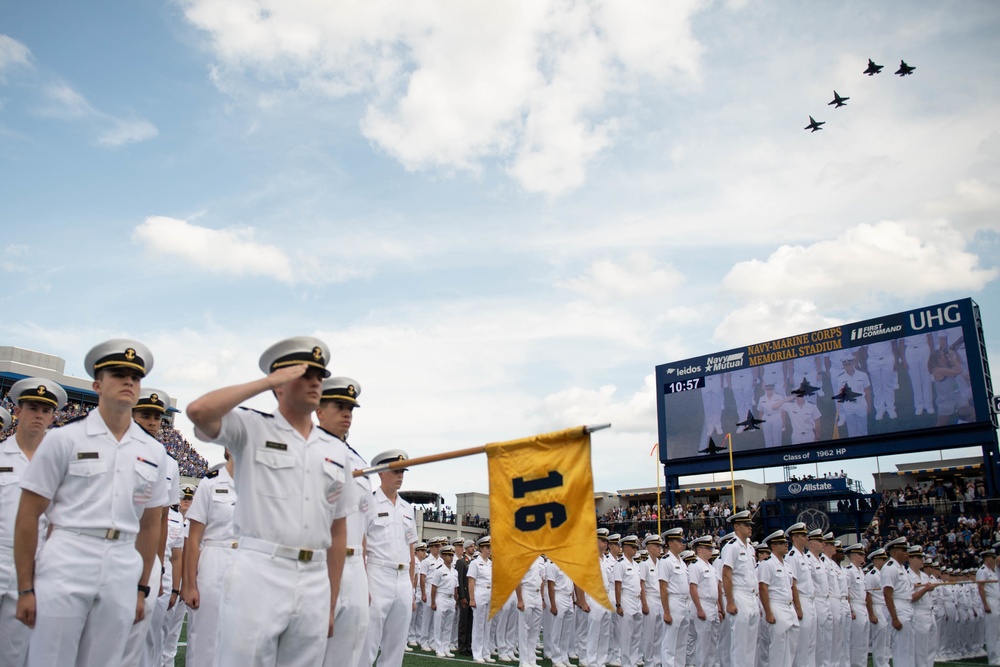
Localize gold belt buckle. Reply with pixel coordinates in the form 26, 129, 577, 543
231, 541, 239, 549
298, 549, 314, 562
105, 529, 121, 540
346, 547, 355, 556
397, 563, 405, 571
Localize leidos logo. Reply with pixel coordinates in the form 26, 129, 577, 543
673, 365, 702, 377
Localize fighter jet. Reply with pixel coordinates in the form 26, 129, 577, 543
736, 410, 765, 432
791, 377, 821, 398
699, 436, 729, 456
832, 383, 863, 403
864, 59, 884, 76
895, 60, 915, 76
804, 116, 825, 132
828, 91, 850, 108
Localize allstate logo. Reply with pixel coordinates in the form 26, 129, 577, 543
787, 483, 803, 495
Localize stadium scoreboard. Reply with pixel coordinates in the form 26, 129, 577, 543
655, 298, 996, 476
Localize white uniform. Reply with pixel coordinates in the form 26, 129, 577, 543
186, 466, 237, 667
976, 563, 999, 664
902, 334, 933, 415
688, 557, 720, 667
144, 507, 185, 667
122, 454, 181, 667
197, 407, 356, 667
641, 555, 664, 667
721, 538, 758, 667
468, 554, 494, 662
158, 513, 188, 667
728, 370, 756, 428
785, 547, 815, 667
881, 558, 915, 667
418, 552, 442, 648
547, 560, 576, 666
757, 390, 785, 448
699, 375, 724, 451
0, 435, 50, 667
431, 562, 459, 655
586, 554, 614, 667
843, 562, 868, 667
324, 442, 372, 667
361, 487, 418, 667
864, 341, 897, 419
19, 411, 169, 667
781, 401, 821, 445
831, 368, 871, 437
616, 556, 644, 667
658, 552, 691, 667
866, 566, 889, 667
758, 555, 799, 667
518, 557, 546, 667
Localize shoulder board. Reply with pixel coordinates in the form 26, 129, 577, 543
238, 407, 274, 418
205, 468, 220, 479
55, 413, 88, 428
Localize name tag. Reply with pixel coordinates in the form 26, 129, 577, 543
265, 441, 287, 451
0, 466, 13, 473
215, 488, 229, 494
77, 452, 100, 460
378, 512, 390, 518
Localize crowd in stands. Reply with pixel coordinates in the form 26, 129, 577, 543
0, 395, 210, 478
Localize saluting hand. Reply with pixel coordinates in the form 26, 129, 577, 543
267, 364, 310, 389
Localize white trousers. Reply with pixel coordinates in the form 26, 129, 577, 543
692, 607, 720, 667
471, 591, 492, 662
518, 603, 543, 667
620, 609, 644, 667
323, 553, 369, 667
122, 554, 160, 667
727, 590, 759, 667
548, 596, 574, 665
793, 597, 816, 667
362, 564, 413, 667
216, 549, 330, 667
912, 609, 934, 667
160, 599, 186, 666
813, 598, 832, 667
847, 604, 868, 667
890, 609, 915, 667
643, 597, 664, 667
585, 601, 611, 667
765, 601, 800, 667
0, 545, 30, 667
28, 530, 142, 667
188, 544, 236, 667
870, 608, 889, 667
985, 605, 1000, 665
660, 596, 690, 667
433, 599, 456, 654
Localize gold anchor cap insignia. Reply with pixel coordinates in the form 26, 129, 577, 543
312, 346, 322, 361
125, 348, 136, 361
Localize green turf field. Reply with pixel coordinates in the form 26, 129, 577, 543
171, 620, 990, 667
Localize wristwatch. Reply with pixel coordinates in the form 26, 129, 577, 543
138, 584, 151, 598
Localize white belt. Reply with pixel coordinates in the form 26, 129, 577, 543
238, 536, 326, 563
367, 556, 409, 571
54, 526, 137, 543
203, 539, 239, 549
0, 537, 12, 548
734, 588, 757, 596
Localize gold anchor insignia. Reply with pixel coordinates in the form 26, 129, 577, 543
312, 346, 322, 361
150, 393, 159, 403
347, 385, 356, 397
37, 385, 47, 395
125, 348, 136, 361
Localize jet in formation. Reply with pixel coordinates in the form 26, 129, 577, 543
699, 436, 729, 455
804, 116, 825, 132
864, 59, 884, 76
895, 60, 916, 76
832, 384, 863, 403
736, 410, 765, 431
828, 91, 850, 108
791, 377, 822, 397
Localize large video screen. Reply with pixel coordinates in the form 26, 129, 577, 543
655, 299, 994, 473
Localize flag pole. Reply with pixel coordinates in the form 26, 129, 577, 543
727, 432, 736, 509
352, 423, 612, 477
650, 443, 661, 535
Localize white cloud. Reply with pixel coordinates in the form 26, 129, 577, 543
559, 252, 684, 303
132, 216, 296, 283
0, 35, 31, 78
180, 0, 707, 195
39, 83, 94, 119
98, 118, 159, 146
533, 374, 657, 434
721, 220, 997, 311
713, 300, 843, 348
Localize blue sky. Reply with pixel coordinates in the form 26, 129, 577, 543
2, 0, 999, 505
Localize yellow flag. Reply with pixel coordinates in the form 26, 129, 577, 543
485, 426, 611, 619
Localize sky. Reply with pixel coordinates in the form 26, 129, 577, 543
2, 0, 999, 509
